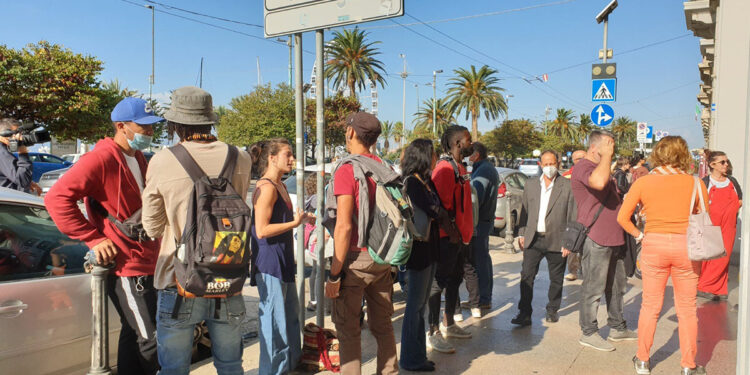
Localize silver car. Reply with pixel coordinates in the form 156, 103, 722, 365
493, 168, 529, 236
38, 166, 71, 195
518, 158, 542, 177
0, 187, 120, 374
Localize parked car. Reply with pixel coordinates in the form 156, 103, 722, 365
38, 152, 155, 195
494, 168, 529, 236
518, 158, 542, 177
61, 154, 83, 163
13, 152, 72, 182
0, 187, 120, 374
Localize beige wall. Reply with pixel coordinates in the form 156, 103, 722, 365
711, 0, 750, 183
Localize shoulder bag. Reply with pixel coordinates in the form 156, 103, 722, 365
687, 176, 726, 261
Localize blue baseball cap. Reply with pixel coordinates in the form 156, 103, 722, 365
111, 97, 164, 125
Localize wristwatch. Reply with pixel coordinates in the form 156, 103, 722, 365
328, 273, 341, 283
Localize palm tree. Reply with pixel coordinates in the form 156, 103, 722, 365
325, 28, 387, 98
380, 120, 393, 154
578, 113, 594, 144
392, 121, 404, 150
413, 98, 456, 138
547, 108, 579, 144
445, 65, 507, 140
611, 116, 637, 150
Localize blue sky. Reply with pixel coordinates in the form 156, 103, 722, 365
1, 0, 704, 148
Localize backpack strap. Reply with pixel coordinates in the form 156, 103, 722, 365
219, 145, 238, 181
169, 144, 208, 182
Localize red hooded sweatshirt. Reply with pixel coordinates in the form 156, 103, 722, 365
45, 138, 159, 276
432, 159, 474, 244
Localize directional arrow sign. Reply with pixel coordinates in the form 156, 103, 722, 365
591, 104, 614, 127
592, 78, 616, 102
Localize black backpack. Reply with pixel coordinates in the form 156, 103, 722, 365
170, 144, 252, 298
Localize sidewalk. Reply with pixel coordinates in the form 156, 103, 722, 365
192, 236, 739, 375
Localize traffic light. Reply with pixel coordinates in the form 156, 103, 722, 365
592, 63, 616, 79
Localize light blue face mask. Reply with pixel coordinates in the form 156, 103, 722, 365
126, 125, 152, 151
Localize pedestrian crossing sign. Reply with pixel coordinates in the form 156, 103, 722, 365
592, 78, 616, 102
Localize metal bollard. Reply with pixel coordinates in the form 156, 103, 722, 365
504, 191, 516, 253
85, 252, 114, 375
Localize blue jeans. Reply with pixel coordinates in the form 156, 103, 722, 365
256, 273, 302, 375
474, 222, 494, 305
156, 288, 245, 375
399, 263, 437, 369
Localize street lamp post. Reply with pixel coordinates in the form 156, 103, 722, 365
278, 37, 293, 86
399, 54, 408, 150
432, 69, 443, 135
145, 5, 154, 102
505, 94, 514, 122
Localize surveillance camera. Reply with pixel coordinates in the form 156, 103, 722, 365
596, 0, 618, 23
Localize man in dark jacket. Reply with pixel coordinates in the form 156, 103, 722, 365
45, 97, 163, 375
513, 150, 577, 325
0, 118, 33, 192
468, 142, 499, 312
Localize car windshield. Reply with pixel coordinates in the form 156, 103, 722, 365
522, 160, 538, 166
0, 203, 89, 281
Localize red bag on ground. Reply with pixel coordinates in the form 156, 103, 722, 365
301, 322, 340, 373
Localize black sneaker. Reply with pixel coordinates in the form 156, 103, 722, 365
545, 311, 559, 323
511, 313, 532, 326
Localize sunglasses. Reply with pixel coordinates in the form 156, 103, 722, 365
712, 160, 729, 165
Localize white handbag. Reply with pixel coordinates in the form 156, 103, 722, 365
686, 176, 726, 261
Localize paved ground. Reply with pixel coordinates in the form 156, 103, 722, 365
193, 235, 739, 375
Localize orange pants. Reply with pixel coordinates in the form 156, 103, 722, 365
637, 233, 702, 368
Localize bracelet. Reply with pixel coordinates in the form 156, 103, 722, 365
327, 272, 341, 283
327, 276, 340, 284
635, 232, 644, 241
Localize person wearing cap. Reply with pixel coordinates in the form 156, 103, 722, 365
45, 97, 163, 375
141, 86, 252, 375
324, 112, 399, 375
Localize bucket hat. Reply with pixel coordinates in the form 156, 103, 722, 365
163, 86, 218, 125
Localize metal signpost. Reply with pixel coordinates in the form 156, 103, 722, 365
264, 0, 405, 330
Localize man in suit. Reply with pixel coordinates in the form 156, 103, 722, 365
512, 150, 577, 325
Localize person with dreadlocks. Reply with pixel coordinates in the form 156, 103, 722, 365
425, 125, 475, 354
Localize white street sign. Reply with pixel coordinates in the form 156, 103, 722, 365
264, 0, 405, 37
636, 122, 648, 142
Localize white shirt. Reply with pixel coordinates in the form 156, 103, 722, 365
708, 176, 731, 193
536, 175, 555, 233
123, 154, 144, 192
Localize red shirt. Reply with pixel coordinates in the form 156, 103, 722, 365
333, 153, 380, 251
432, 159, 473, 244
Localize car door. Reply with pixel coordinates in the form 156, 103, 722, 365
0, 201, 119, 375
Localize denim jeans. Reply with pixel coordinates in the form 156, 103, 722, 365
156, 288, 245, 375
399, 262, 437, 370
474, 221, 494, 305
579, 238, 628, 336
255, 273, 302, 375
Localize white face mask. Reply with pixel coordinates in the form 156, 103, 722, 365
542, 166, 558, 179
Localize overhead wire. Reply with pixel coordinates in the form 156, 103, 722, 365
143, 0, 263, 28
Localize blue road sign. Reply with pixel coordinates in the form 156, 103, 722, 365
591, 104, 614, 127
646, 126, 654, 142
592, 78, 616, 102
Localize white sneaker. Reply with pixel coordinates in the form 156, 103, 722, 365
427, 332, 455, 354
471, 308, 482, 318
565, 273, 577, 281
453, 313, 464, 322
440, 323, 472, 339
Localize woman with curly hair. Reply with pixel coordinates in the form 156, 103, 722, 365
617, 136, 709, 375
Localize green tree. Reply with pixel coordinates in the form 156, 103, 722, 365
325, 28, 387, 98
392, 121, 404, 150
380, 120, 393, 154
0, 41, 122, 143
611, 116, 637, 152
578, 113, 594, 143
305, 93, 362, 155
547, 108, 579, 144
445, 65, 507, 140
538, 133, 583, 155
481, 119, 541, 160
413, 98, 455, 138
217, 83, 295, 146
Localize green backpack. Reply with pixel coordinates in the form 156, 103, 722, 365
322, 155, 414, 266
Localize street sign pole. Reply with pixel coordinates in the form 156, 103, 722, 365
602, 15, 608, 63
293, 32, 306, 333
314, 29, 326, 328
